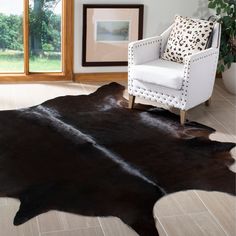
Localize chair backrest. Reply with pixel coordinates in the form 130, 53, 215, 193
211, 22, 221, 49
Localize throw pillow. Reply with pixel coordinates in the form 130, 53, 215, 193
162, 15, 215, 63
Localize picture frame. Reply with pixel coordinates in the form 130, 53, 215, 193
82, 4, 144, 67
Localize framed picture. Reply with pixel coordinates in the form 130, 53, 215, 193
82, 4, 144, 67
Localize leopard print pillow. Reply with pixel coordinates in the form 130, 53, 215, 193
162, 15, 215, 63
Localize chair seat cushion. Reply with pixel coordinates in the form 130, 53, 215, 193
131, 59, 185, 90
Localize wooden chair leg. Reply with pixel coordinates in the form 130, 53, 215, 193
129, 95, 135, 109
205, 98, 211, 107
180, 110, 187, 125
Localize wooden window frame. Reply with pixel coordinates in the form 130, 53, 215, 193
0, 0, 74, 82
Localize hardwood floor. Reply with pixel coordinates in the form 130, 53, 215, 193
0, 79, 235, 236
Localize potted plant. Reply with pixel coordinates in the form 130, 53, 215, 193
208, 0, 236, 94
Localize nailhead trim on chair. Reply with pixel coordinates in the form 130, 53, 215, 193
131, 86, 182, 108
180, 61, 190, 109
159, 40, 162, 58
133, 39, 161, 48
128, 44, 134, 94
192, 52, 218, 63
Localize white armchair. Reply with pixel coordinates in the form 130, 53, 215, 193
128, 23, 221, 124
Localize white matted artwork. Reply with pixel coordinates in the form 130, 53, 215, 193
82, 5, 144, 66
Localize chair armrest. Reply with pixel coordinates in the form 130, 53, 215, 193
128, 36, 162, 65
182, 48, 219, 110
184, 48, 219, 64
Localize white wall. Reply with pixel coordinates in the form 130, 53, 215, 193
74, 0, 210, 73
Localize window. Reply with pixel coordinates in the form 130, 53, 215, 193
29, 0, 62, 72
0, 0, 24, 72
0, 0, 73, 81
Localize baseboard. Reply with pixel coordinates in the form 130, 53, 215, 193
0, 74, 70, 83
74, 72, 128, 82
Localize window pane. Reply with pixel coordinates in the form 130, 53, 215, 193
0, 0, 24, 73
29, 0, 62, 72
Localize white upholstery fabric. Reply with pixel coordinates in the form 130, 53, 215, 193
128, 23, 221, 111
183, 48, 219, 110
131, 59, 184, 90
128, 36, 162, 65
160, 24, 174, 55
132, 79, 182, 108
212, 23, 221, 48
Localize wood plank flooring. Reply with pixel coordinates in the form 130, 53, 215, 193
0, 79, 235, 236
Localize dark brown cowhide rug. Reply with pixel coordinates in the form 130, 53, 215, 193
0, 82, 235, 236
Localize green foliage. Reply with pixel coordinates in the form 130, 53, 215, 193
208, 0, 236, 72
0, 13, 23, 51
42, 43, 54, 52
41, 14, 61, 52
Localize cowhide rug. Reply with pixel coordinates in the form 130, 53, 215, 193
0, 82, 235, 236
